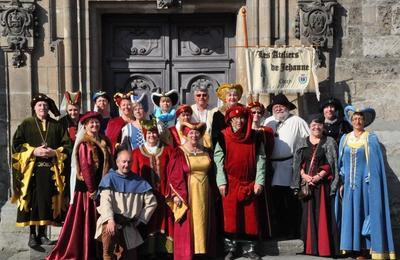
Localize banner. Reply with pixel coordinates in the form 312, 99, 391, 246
246, 46, 319, 99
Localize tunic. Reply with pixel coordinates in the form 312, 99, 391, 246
214, 127, 266, 237
11, 116, 71, 226
47, 134, 111, 260
338, 132, 396, 259
95, 170, 158, 250
167, 147, 216, 260
131, 144, 174, 254
263, 114, 309, 186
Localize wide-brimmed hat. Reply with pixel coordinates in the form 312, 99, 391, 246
79, 111, 102, 124
176, 104, 193, 118
151, 89, 179, 107
92, 91, 110, 102
319, 97, 343, 112
131, 93, 148, 112
31, 93, 60, 117
266, 93, 296, 113
224, 105, 250, 124
180, 122, 207, 138
344, 105, 376, 127
216, 83, 243, 102
113, 91, 134, 107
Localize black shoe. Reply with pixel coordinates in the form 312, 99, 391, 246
28, 234, 38, 248
38, 235, 55, 245
225, 251, 236, 260
243, 251, 262, 260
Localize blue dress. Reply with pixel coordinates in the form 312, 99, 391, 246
338, 132, 395, 259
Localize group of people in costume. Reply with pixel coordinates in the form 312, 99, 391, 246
10, 82, 396, 260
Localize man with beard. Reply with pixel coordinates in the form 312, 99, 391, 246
263, 94, 309, 238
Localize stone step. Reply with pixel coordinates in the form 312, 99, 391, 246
1, 201, 304, 259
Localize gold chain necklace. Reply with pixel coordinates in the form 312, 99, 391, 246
35, 117, 49, 147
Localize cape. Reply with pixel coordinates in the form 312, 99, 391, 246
98, 169, 152, 194
291, 136, 339, 195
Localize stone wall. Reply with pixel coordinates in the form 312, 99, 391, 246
0, 0, 399, 254
334, 0, 400, 252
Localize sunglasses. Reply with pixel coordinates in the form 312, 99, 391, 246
252, 111, 262, 115
196, 94, 208, 98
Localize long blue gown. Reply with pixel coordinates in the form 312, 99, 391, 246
338, 131, 396, 259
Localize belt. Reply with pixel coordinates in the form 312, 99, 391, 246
271, 155, 293, 162
36, 162, 53, 167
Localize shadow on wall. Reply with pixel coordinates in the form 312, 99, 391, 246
0, 49, 10, 217
380, 144, 400, 255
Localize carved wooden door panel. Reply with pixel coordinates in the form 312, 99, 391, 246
102, 14, 235, 114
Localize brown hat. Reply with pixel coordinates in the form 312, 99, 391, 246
31, 93, 60, 117
180, 122, 207, 138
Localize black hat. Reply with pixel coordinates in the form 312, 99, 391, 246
319, 97, 343, 112
267, 93, 296, 113
31, 93, 60, 117
151, 89, 179, 107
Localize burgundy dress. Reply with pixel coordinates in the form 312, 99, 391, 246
47, 134, 111, 260
131, 144, 175, 255
300, 139, 339, 257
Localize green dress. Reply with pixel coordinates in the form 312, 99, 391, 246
12, 116, 71, 226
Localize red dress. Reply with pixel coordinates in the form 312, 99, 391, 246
47, 135, 111, 260
131, 144, 175, 254
105, 117, 126, 155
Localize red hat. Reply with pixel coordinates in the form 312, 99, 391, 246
79, 111, 102, 124
176, 104, 193, 118
247, 93, 265, 115
180, 122, 207, 138
224, 105, 249, 124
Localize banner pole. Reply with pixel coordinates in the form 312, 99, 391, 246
241, 7, 249, 48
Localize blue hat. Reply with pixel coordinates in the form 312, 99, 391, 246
344, 105, 376, 127
92, 91, 110, 102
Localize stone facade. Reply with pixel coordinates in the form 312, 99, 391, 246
0, 0, 399, 254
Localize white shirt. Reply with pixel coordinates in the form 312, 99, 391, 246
190, 104, 215, 134
263, 114, 310, 186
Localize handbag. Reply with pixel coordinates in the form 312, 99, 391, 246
298, 179, 311, 200
297, 144, 319, 200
